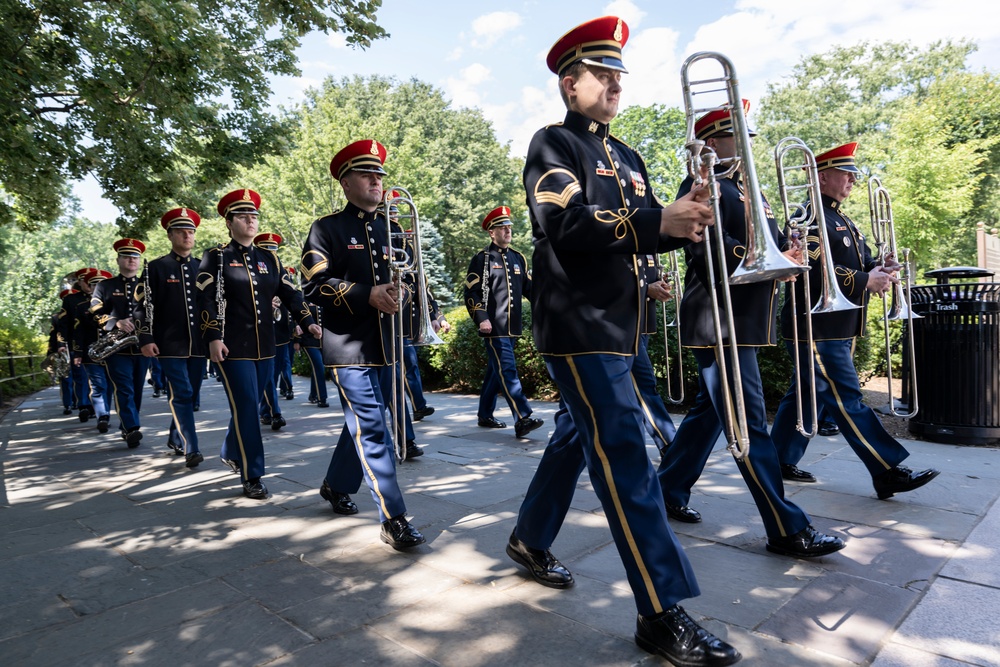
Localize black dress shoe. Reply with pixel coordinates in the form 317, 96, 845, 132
766, 525, 846, 558
317, 401, 329, 408
242, 478, 269, 500
79, 409, 90, 423
404, 440, 424, 459
152, 390, 161, 398
271, 415, 286, 431
873, 465, 940, 500
260, 415, 272, 426
63, 408, 72, 415
635, 605, 741, 666
666, 504, 702, 523
97, 416, 110, 434
380, 515, 425, 550
478, 416, 507, 429
412, 406, 435, 421
780, 464, 817, 483
167, 441, 184, 456
514, 416, 544, 438
124, 427, 142, 448
185, 451, 204, 468
505, 532, 574, 589
220, 457, 241, 474
284, 392, 294, 400
320, 480, 359, 515
817, 423, 840, 436
308, 397, 317, 403
193, 405, 199, 412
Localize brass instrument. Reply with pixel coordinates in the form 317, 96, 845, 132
868, 175, 920, 418
51, 347, 71, 380
681, 52, 806, 459
384, 187, 443, 462
774, 137, 860, 437
88, 328, 139, 362
657, 251, 684, 404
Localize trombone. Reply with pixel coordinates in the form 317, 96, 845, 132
657, 251, 684, 404
868, 176, 920, 419
681, 52, 805, 459
774, 137, 860, 438
384, 187, 444, 462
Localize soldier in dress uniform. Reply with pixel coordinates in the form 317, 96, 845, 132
512, 17, 741, 666
197, 189, 320, 499
91, 239, 151, 447
657, 103, 846, 562
134, 207, 207, 467
73, 269, 115, 431
253, 232, 289, 430
464, 206, 543, 439
277, 266, 298, 400
633, 254, 678, 458
296, 298, 329, 408
770, 141, 940, 497
300, 139, 425, 549
55, 271, 93, 418
51, 289, 74, 414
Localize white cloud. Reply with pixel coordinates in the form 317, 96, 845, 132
325, 32, 349, 49
604, 0, 646, 31
620, 26, 683, 109
443, 63, 493, 108
481, 80, 567, 159
470, 11, 522, 49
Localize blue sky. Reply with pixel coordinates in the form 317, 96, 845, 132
74, 0, 1000, 221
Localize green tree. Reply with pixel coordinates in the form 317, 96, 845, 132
1, 0, 387, 234
612, 104, 687, 199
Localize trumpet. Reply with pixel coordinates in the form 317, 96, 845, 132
681, 52, 807, 459
774, 137, 860, 438
657, 251, 684, 404
384, 187, 443, 462
868, 175, 920, 418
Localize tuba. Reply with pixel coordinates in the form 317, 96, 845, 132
774, 137, 860, 437
680, 52, 807, 459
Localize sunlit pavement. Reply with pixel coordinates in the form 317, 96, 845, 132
1, 378, 998, 666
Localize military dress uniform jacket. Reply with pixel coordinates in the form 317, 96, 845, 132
134, 252, 206, 358
677, 172, 786, 348
464, 243, 531, 337
524, 110, 687, 356
781, 194, 878, 341
274, 304, 294, 346
295, 303, 323, 349
196, 241, 313, 361
91, 275, 142, 355
300, 202, 393, 367
640, 254, 663, 336
70, 294, 101, 362
56, 291, 87, 354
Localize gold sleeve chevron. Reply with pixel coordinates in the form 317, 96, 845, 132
465, 273, 481, 290
806, 234, 821, 261
533, 168, 582, 209
196, 273, 214, 290
300, 250, 329, 281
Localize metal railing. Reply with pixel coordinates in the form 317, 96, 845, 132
0, 349, 52, 405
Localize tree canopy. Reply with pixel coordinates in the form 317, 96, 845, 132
1, 0, 387, 234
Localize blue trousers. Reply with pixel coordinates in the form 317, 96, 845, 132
478, 336, 531, 422
304, 347, 328, 404
72, 362, 92, 410
772, 339, 908, 478
59, 375, 72, 409
258, 357, 281, 419
275, 343, 293, 395
105, 355, 149, 429
150, 358, 166, 392
658, 347, 810, 540
516, 353, 699, 617
325, 365, 407, 522
218, 358, 271, 482
633, 335, 677, 454
403, 338, 427, 412
82, 362, 110, 418
161, 357, 205, 455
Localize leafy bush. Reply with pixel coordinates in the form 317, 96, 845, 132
0, 317, 52, 401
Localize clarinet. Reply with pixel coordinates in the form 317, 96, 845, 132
142, 258, 153, 337
216, 246, 226, 339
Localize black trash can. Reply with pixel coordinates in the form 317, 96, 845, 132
908, 267, 1000, 445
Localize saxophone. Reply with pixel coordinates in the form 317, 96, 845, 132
89, 328, 139, 361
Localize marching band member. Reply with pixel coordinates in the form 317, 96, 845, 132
277, 267, 298, 400
770, 142, 940, 497
301, 139, 425, 549
197, 189, 319, 499
297, 299, 329, 408
253, 232, 289, 431
91, 240, 150, 447
513, 17, 740, 665
464, 205, 543, 439
55, 270, 94, 419
134, 208, 207, 467
634, 254, 677, 457
74, 269, 114, 432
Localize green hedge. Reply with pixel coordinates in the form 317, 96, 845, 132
0, 317, 52, 400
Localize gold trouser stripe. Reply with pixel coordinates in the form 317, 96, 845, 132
812, 342, 890, 469
712, 347, 788, 537
630, 372, 670, 448
164, 377, 188, 452
218, 363, 249, 474
333, 368, 391, 518
105, 361, 124, 422
566, 356, 662, 614
487, 338, 524, 420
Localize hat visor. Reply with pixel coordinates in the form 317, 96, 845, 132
487, 220, 513, 229
580, 57, 628, 74
350, 166, 388, 175
834, 165, 862, 174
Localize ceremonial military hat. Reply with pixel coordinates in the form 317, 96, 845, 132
377, 189, 402, 215
694, 99, 756, 140
286, 266, 296, 275
74, 268, 91, 280
547, 16, 629, 75
85, 269, 113, 284
482, 206, 513, 231
330, 140, 388, 180
253, 232, 283, 251
58, 288, 76, 299
160, 207, 201, 231
217, 189, 262, 217
113, 238, 146, 257
815, 142, 861, 173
